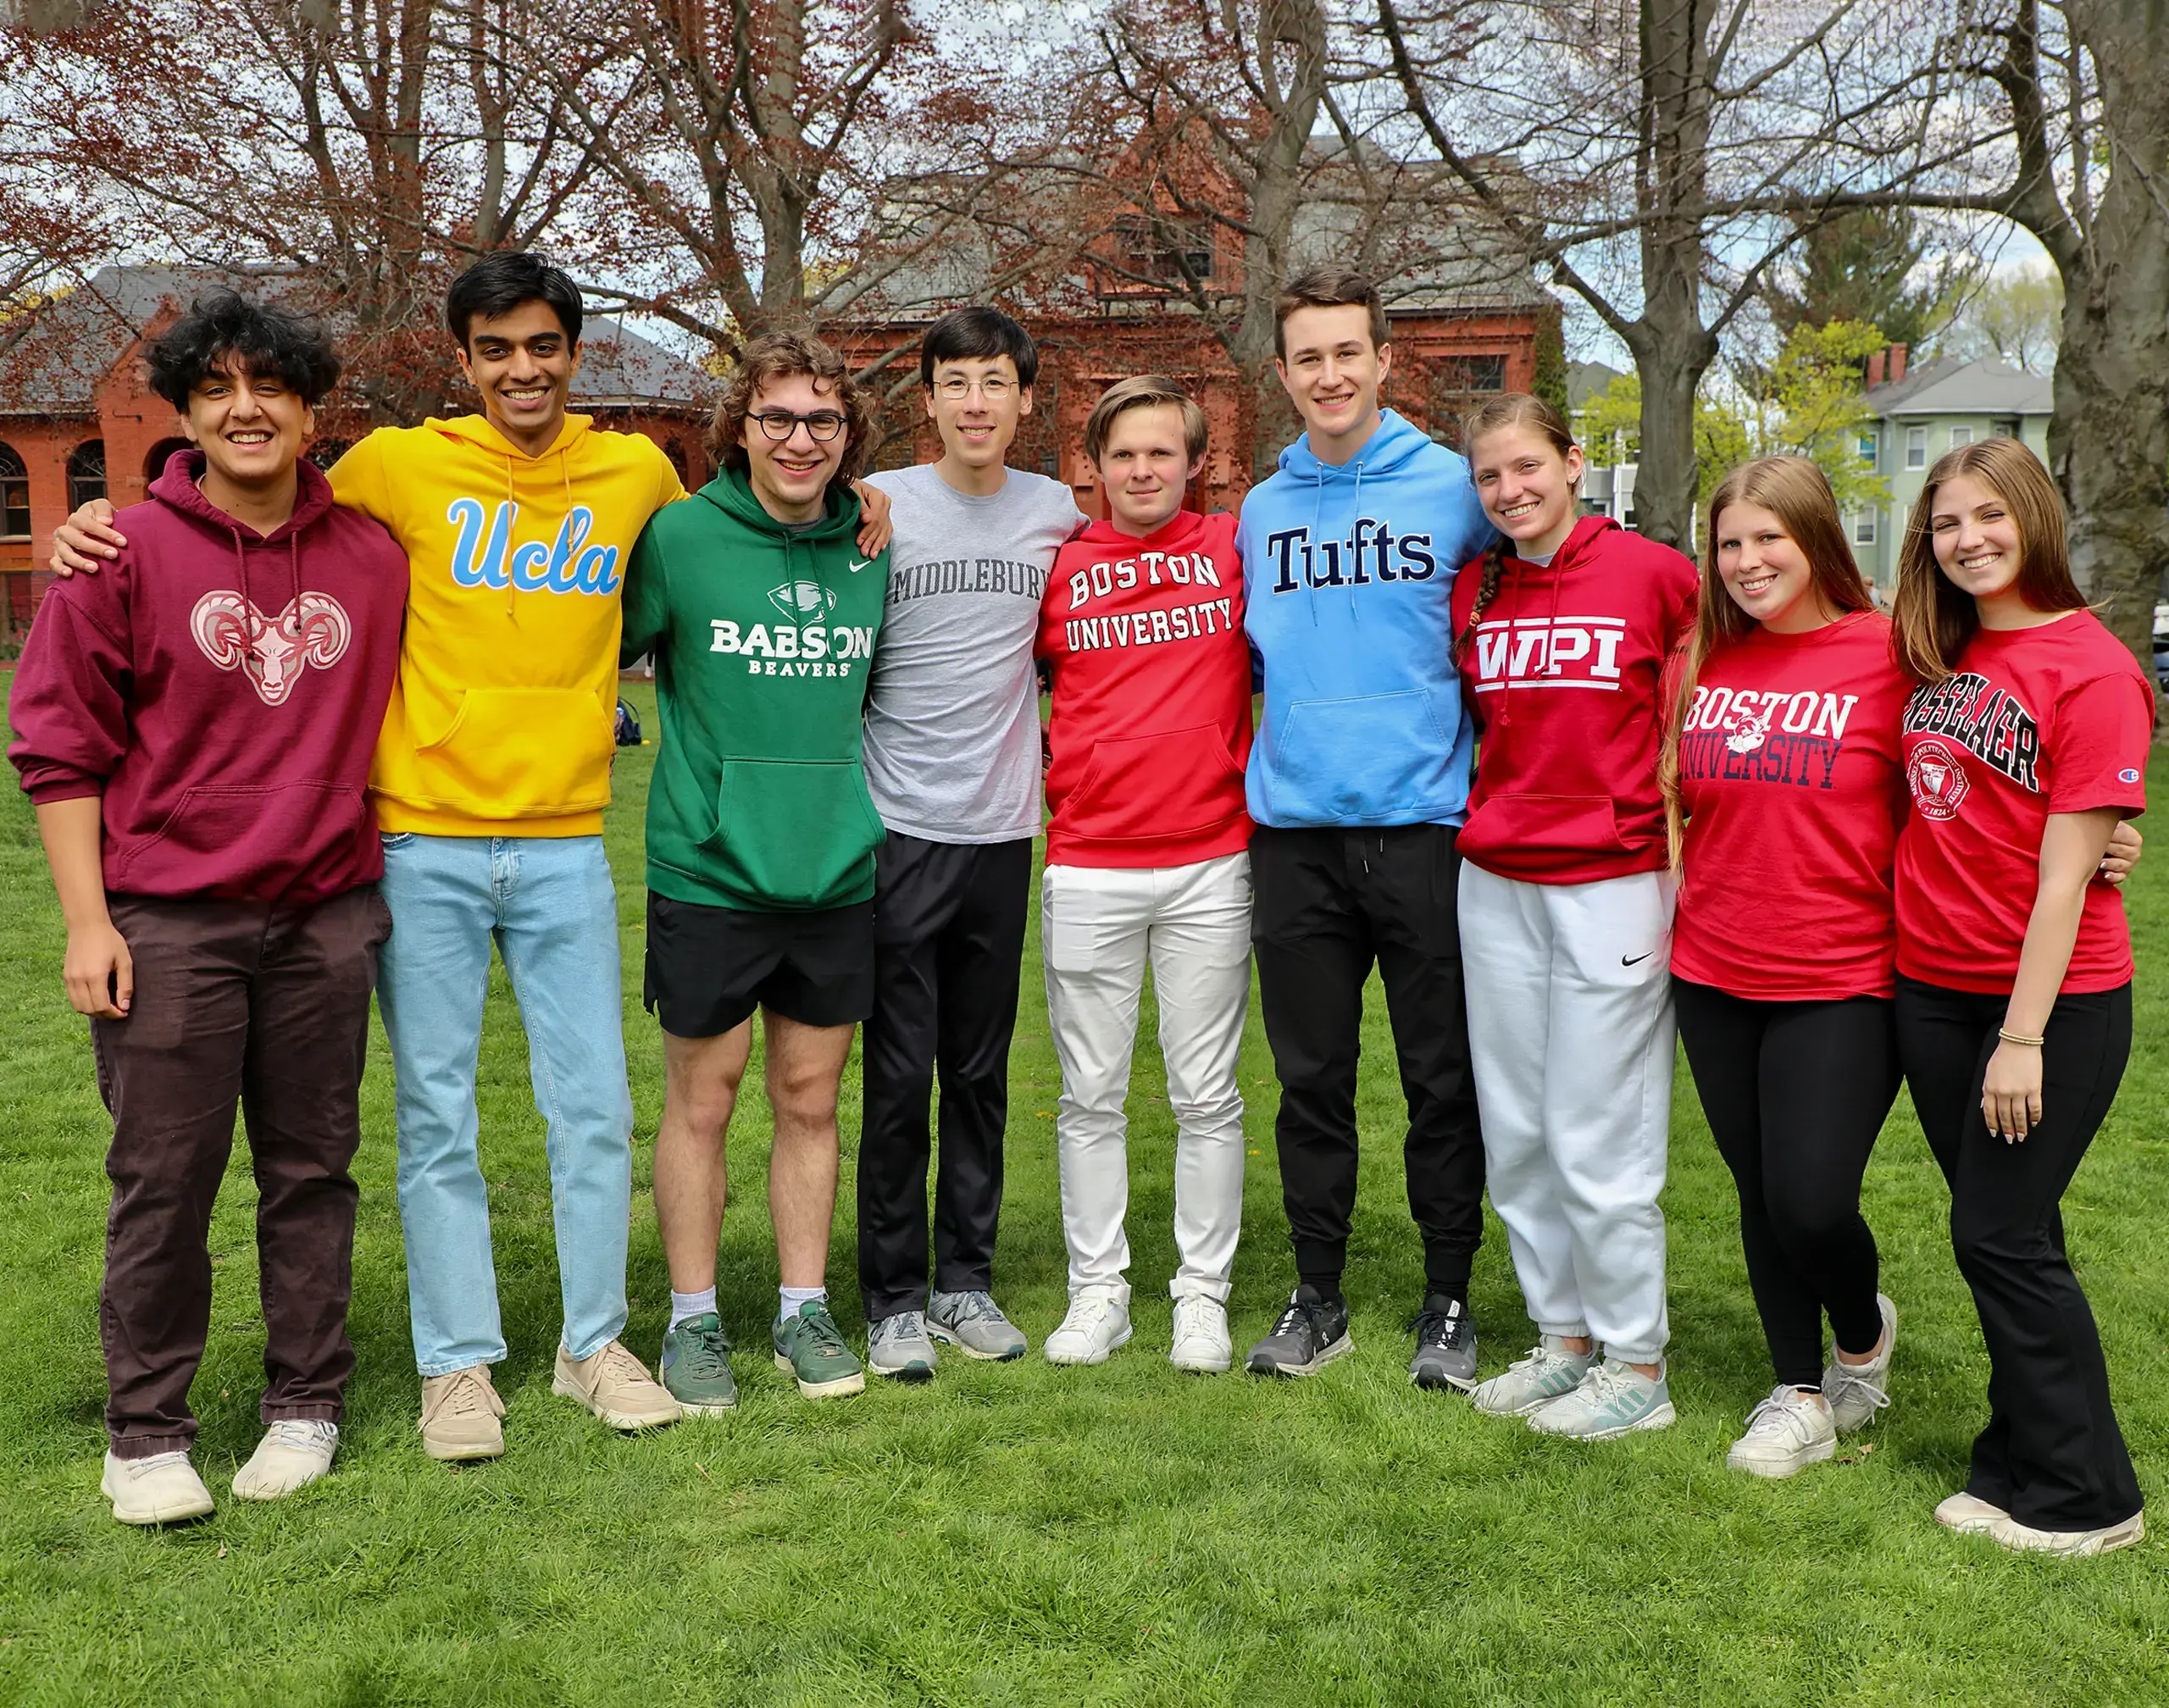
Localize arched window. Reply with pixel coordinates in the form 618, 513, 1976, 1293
68, 440, 106, 510
145, 437, 191, 484
0, 443, 28, 539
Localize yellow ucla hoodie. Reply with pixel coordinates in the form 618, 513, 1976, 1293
329, 413, 685, 836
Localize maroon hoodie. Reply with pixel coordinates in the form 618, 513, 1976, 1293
8, 451, 408, 904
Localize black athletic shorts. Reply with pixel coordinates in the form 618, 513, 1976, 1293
643, 890, 875, 1036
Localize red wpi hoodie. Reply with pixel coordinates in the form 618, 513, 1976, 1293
8, 452, 408, 903
1449, 514, 1699, 884
1036, 509, 1251, 868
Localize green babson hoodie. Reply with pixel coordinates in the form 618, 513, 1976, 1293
620, 466, 889, 911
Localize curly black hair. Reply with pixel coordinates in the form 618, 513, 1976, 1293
144, 292, 342, 411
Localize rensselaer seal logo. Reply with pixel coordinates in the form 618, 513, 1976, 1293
1907, 738, 1970, 821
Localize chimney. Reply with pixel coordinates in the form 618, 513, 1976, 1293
1889, 343, 1908, 385
1867, 349, 1887, 388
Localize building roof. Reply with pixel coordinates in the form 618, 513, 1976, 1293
0, 264, 711, 415
1867, 355, 2052, 419
1567, 359, 1626, 407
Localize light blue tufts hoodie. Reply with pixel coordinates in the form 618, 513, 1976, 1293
1238, 409, 1495, 828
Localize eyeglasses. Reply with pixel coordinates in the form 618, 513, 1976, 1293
935, 376, 1015, 401
751, 410, 847, 441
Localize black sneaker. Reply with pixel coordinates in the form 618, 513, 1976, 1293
1245, 1284, 1353, 1377
1407, 1294, 1478, 1392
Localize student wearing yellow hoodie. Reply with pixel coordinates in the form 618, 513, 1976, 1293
51, 254, 890, 1463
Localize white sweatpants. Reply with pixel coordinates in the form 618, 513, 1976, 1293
1458, 861, 1677, 1364
1041, 852, 1251, 1303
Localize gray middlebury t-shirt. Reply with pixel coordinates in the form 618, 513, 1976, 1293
862, 463, 1085, 843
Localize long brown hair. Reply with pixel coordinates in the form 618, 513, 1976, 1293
1454, 391, 1578, 665
1889, 436, 2082, 685
1659, 456, 1874, 862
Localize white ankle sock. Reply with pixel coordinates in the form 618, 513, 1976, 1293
778, 1285, 826, 1323
670, 1288, 717, 1329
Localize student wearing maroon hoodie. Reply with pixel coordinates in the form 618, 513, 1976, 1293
1034, 376, 1253, 1373
8, 295, 406, 1525
1449, 393, 1699, 1440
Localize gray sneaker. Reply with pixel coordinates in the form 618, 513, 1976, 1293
927, 1289, 1029, 1361
1471, 1335, 1595, 1417
1822, 1294, 1896, 1433
1407, 1294, 1478, 1392
1526, 1358, 1676, 1439
867, 1311, 939, 1381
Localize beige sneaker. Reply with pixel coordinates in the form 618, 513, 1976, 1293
1987, 1509, 2145, 1557
552, 1340, 681, 1431
419, 1365, 506, 1461
1933, 1490, 2009, 1534
232, 1419, 338, 1500
102, 1449, 214, 1525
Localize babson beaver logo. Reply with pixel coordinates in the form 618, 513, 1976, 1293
707, 580, 874, 677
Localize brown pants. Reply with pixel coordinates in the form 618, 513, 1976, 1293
92, 887, 391, 1459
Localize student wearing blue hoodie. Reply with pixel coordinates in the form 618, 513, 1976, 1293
1237, 267, 1495, 1384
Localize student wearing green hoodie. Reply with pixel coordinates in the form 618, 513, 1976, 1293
620, 331, 889, 1408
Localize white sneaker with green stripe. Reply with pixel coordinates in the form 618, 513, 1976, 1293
1527, 1358, 1676, 1439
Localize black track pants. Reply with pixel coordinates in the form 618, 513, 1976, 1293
1895, 976, 2140, 1533
1248, 823, 1484, 1300
857, 832, 1032, 1323
1673, 979, 1898, 1389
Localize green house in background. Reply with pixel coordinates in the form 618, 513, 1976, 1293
1849, 349, 2053, 587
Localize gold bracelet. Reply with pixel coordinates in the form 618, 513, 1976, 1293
1998, 1028, 2045, 1048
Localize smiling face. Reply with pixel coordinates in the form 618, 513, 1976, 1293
1469, 424, 1584, 562
1096, 402, 1203, 539
458, 299, 580, 453
1929, 470, 2028, 610
740, 370, 849, 524
1275, 304, 1390, 460
1714, 501, 1824, 631
181, 358, 313, 491
925, 353, 1030, 475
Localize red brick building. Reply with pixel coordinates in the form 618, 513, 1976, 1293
837, 142, 1559, 516
0, 266, 714, 640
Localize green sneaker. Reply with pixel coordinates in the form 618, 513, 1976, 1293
659, 1312, 738, 1416
772, 1301, 866, 1400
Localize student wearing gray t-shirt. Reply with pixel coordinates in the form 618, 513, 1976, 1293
856, 308, 1085, 1378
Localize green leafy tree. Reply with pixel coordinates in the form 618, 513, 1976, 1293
1767, 208, 1978, 360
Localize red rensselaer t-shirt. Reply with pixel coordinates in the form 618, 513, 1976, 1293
1673, 610, 1911, 1001
1895, 608, 2153, 995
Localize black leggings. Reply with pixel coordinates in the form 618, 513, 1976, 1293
1895, 977, 2140, 1532
1673, 979, 1900, 1389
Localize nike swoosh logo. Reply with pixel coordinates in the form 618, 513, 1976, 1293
1621, 951, 1655, 967
848, 558, 874, 574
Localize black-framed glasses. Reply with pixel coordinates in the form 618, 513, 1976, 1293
752, 409, 847, 441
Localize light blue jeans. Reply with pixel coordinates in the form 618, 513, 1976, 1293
377, 832, 633, 1375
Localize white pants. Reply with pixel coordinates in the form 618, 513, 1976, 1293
1459, 861, 1677, 1364
1041, 852, 1251, 1303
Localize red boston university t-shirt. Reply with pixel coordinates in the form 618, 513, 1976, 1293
1896, 609, 2153, 994
1673, 611, 1911, 1001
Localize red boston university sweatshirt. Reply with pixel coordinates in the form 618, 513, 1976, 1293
8, 452, 408, 904
1450, 514, 1699, 884
1036, 509, 1252, 868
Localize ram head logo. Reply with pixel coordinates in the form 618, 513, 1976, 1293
191, 590, 352, 706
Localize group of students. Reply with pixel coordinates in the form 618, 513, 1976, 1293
11, 252, 2152, 1562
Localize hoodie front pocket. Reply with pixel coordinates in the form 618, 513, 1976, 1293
1462, 792, 1630, 859
119, 782, 365, 896
1272, 691, 1450, 818
1064, 725, 1244, 842
413, 688, 614, 817
704, 759, 885, 908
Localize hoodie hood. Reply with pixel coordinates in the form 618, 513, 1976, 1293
430, 408, 595, 461
1073, 505, 1215, 557
1235, 410, 1497, 829
696, 463, 863, 543
149, 447, 339, 542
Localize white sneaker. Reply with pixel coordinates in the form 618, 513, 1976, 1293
1472, 1336, 1595, 1417
1169, 1296, 1232, 1373
1934, 1491, 2009, 1534
102, 1450, 214, 1526
1044, 1291, 1132, 1366
1725, 1386, 1836, 1478
1823, 1294, 1896, 1433
1986, 1509, 2145, 1558
232, 1419, 339, 1501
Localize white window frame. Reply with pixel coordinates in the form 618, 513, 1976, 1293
1855, 510, 1878, 545
1950, 424, 1973, 449
1906, 426, 1927, 470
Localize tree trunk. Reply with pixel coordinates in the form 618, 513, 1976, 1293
2050, 0, 2169, 705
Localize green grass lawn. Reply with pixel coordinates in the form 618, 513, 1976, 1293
3, 685, 2166, 1705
